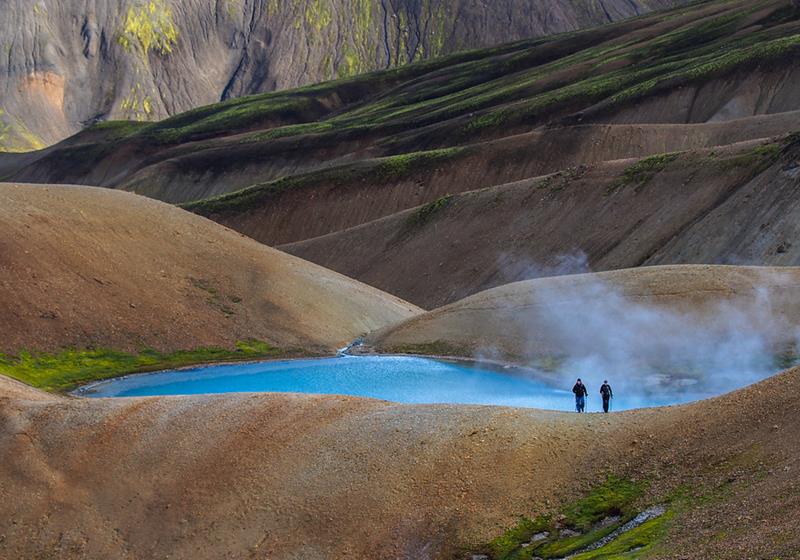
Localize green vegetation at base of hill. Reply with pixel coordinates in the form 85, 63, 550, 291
480, 476, 655, 560
0, 340, 301, 393
0, 107, 46, 153
567, 514, 673, 560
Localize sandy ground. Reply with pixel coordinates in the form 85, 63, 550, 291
0, 183, 420, 354
1, 367, 798, 559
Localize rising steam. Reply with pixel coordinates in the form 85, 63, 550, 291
481, 254, 800, 409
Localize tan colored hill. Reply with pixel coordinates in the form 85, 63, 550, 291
0, 182, 420, 355
1, 362, 798, 559
372, 265, 800, 364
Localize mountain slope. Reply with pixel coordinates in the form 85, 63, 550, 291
283, 135, 800, 308
8, 0, 797, 194
0, 0, 684, 151
5, 0, 800, 310
0, 182, 420, 356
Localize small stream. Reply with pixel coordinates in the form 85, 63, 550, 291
558, 505, 667, 559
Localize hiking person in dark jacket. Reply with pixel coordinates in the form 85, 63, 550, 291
572, 378, 588, 412
600, 380, 613, 413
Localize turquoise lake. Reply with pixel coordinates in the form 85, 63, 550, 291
78, 355, 723, 411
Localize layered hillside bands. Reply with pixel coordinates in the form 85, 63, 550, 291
4, 0, 800, 308
0, 0, 684, 151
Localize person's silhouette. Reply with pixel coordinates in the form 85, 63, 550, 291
572, 378, 588, 412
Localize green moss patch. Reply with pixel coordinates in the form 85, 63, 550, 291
487, 515, 551, 559
478, 476, 649, 560
563, 477, 645, 531
0, 341, 296, 393
608, 152, 681, 194
569, 512, 673, 560
406, 194, 453, 226
183, 147, 465, 216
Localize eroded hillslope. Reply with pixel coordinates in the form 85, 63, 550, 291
284, 136, 800, 307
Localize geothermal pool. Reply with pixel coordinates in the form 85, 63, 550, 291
79, 355, 723, 411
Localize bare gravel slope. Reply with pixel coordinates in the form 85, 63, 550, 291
0, 183, 420, 354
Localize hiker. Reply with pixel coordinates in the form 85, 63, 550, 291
600, 380, 613, 413
572, 378, 588, 413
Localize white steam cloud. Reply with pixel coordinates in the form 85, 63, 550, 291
482, 254, 800, 410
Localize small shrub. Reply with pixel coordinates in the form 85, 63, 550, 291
608, 152, 680, 194
406, 194, 453, 226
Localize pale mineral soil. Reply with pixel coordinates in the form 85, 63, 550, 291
372, 264, 800, 363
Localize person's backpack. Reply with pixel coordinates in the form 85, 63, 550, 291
601, 384, 612, 397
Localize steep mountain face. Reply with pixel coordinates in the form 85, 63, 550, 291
0, 0, 684, 151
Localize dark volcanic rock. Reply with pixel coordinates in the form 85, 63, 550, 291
0, 0, 686, 150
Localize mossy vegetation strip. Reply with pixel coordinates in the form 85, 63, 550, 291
45, 2, 800, 178
183, 147, 465, 215
406, 194, 453, 226
608, 152, 681, 194
0, 340, 295, 393
481, 476, 653, 560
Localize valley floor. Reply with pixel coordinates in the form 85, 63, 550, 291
1, 367, 798, 559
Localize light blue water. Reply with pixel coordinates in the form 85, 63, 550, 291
79, 355, 712, 410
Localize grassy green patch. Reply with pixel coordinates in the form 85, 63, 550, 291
374, 148, 464, 180
479, 476, 647, 560
569, 512, 673, 560
563, 476, 645, 531
183, 147, 465, 215
406, 194, 453, 226
0, 341, 295, 393
487, 515, 551, 559
608, 152, 681, 194
534, 524, 622, 558
87, 120, 149, 139
118, 0, 178, 55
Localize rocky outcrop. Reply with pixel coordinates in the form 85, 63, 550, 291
0, 0, 686, 151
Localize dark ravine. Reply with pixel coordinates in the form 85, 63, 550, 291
0, 0, 687, 151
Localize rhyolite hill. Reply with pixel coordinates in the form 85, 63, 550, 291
0, 0, 686, 151
5, 0, 800, 308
